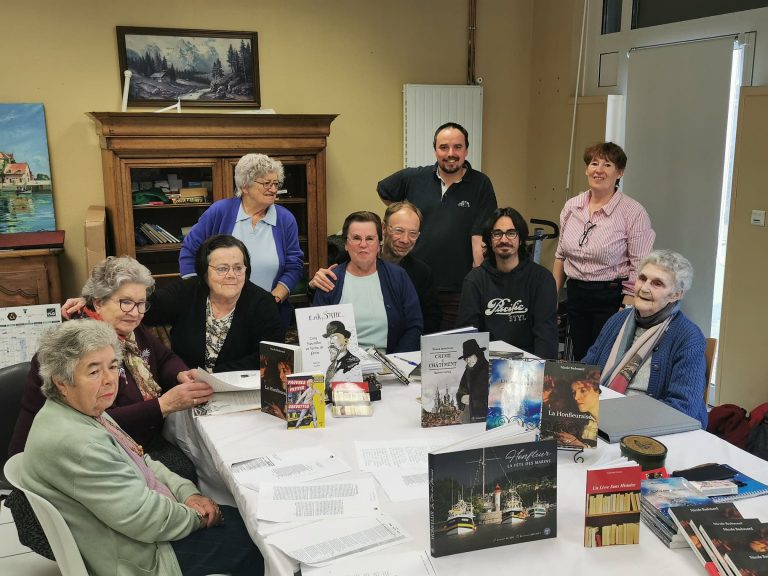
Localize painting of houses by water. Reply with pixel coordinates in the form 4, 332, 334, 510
117, 27, 260, 107
0, 104, 56, 234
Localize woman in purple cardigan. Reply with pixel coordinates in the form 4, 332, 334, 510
179, 153, 304, 327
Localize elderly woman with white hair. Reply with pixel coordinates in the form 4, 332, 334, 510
179, 153, 304, 326
22, 320, 263, 576
582, 249, 708, 426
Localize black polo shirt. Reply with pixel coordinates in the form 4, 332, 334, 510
377, 162, 497, 292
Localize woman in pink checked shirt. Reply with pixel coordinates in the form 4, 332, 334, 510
553, 142, 655, 361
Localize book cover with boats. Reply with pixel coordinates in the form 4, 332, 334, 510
428, 434, 557, 557
538, 361, 601, 449
420, 333, 490, 427
486, 358, 544, 433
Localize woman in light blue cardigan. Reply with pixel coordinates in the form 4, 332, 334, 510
179, 153, 303, 327
23, 320, 262, 576
582, 250, 708, 427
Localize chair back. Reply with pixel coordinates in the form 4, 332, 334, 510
0, 361, 31, 490
4, 453, 90, 576
704, 337, 718, 405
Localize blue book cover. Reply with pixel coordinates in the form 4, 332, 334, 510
710, 464, 768, 503
486, 358, 543, 433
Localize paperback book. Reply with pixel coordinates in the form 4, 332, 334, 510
539, 361, 601, 449
678, 464, 768, 504
486, 358, 543, 433
295, 304, 364, 390
420, 332, 490, 427
698, 519, 768, 576
584, 461, 642, 547
640, 477, 713, 544
428, 427, 556, 557
260, 341, 302, 420
285, 372, 326, 429
668, 503, 743, 576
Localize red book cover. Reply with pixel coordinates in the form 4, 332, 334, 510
584, 464, 642, 547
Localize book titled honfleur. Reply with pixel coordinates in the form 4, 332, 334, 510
421, 332, 490, 427
428, 427, 557, 558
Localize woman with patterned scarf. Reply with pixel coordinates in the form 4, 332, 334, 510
582, 249, 708, 427
8, 256, 212, 558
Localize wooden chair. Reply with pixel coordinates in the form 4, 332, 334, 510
704, 337, 717, 405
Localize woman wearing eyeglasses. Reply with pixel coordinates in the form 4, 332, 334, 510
146, 234, 284, 372
457, 207, 558, 358
179, 153, 304, 327
553, 142, 655, 361
312, 211, 423, 353
10, 256, 215, 466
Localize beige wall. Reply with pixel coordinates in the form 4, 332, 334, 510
526, 0, 583, 269
1, 0, 533, 295
717, 87, 768, 408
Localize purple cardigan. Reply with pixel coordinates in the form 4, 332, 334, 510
9, 324, 188, 456
179, 198, 304, 293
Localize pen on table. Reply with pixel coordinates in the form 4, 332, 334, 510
391, 355, 419, 367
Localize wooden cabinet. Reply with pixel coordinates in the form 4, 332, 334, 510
0, 248, 63, 306
88, 112, 336, 300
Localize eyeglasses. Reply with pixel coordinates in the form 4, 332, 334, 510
579, 221, 597, 247
254, 180, 282, 190
490, 229, 519, 240
209, 265, 247, 277
116, 299, 151, 314
388, 226, 420, 241
347, 235, 379, 245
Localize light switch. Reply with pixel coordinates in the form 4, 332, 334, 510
751, 210, 765, 226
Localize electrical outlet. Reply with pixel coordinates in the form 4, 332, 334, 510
751, 210, 765, 226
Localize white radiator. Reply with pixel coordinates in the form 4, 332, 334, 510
403, 84, 484, 169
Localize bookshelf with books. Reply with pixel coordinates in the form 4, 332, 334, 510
88, 112, 336, 298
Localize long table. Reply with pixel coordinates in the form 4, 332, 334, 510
192, 369, 768, 576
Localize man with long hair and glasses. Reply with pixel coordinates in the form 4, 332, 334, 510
457, 207, 558, 358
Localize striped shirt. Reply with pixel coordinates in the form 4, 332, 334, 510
555, 190, 655, 295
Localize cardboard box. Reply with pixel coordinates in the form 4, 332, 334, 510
85, 205, 106, 271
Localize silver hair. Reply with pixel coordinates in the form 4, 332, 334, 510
38, 320, 122, 399
81, 256, 155, 307
233, 153, 285, 197
640, 249, 694, 294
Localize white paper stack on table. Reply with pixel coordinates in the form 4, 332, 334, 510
229, 445, 411, 568
193, 369, 261, 416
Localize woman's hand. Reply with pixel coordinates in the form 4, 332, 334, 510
308, 264, 338, 293
185, 494, 221, 528
271, 283, 290, 304
61, 297, 87, 319
159, 381, 214, 416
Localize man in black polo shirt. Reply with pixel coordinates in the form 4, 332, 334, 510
309, 201, 442, 334
376, 122, 497, 330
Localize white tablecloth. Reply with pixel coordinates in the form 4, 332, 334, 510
190, 376, 768, 576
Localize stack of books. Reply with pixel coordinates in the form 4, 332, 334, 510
668, 503, 768, 576
135, 222, 180, 245
639, 477, 712, 548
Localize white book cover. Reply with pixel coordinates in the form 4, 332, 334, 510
295, 304, 364, 385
